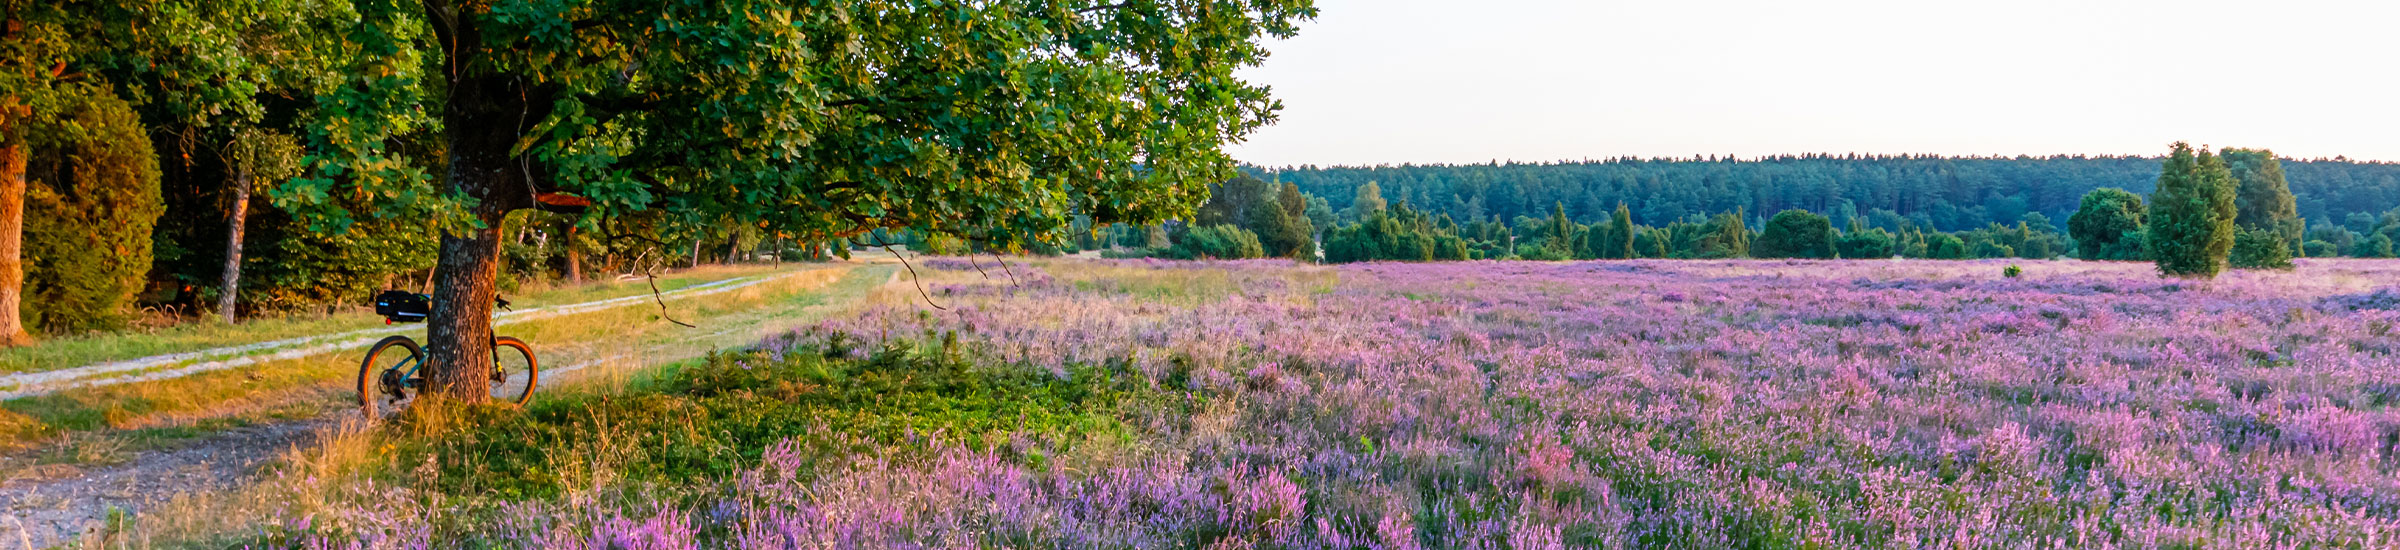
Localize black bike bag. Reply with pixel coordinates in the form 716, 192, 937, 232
375, 290, 431, 322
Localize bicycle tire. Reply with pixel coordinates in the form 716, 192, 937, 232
491, 336, 539, 406
357, 335, 423, 418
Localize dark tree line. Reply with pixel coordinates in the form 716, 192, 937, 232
1255, 154, 2400, 236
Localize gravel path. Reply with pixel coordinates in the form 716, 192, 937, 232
1, 419, 329, 548
0, 270, 807, 399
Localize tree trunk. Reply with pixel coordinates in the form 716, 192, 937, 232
689, 237, 700, 269
423, 214, 505, 400
564, 225, 581, 284
420, 28, 543, 399
216, 169, 251, 323
0, 138, 27, 346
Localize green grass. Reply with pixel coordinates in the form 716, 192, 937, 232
0, 263, 796, 374
386, 333, 1164, 500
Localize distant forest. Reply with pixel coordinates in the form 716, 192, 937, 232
1253, 155, 2400, 232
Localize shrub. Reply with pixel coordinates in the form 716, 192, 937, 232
2229, 228, 2295, 270
1970, 239, 2016, 259
1164, 224, 1265, 260
1836, 229, 1895, 259
2067, 188, 2147, 261
1753, 210, 1834, 259
2355, 233, 2395, 258
21, 89, 162, 333
1925, 234, 1970, 259
2303, 239, 2337, 258
2003, 264, 2022, 278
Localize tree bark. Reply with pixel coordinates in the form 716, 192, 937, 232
423, 211, 505, 400
0, 138, 27, 346
420, 18, 542, 399
216, 169, 251, 323
564, 225, 581, 284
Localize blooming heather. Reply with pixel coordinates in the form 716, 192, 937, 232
281, 258, 2400, 549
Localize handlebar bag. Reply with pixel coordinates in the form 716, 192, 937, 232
374, 290, 431, 322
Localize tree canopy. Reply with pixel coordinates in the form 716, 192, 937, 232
266, 0, 1316, 397
1753, 209, 1835, 259
2067, 188, 2148, 261
1258, 154, 2400, 236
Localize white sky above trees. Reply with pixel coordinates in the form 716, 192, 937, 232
1227, 0, 2400, 167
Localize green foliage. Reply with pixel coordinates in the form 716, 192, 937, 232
1836, 227, 1896, 259
2149, 143, 2238, 278
1970, 239, 2015, 259
1303, 195, 1336, 235
2068, 188, 2148, 261
22, 90, 162, 333
1458, 216, 1515, 259
1925, 234, 1970, 259
1541, 202, 1580, 259
278, 0, 1322, 298
2223, 148, 2300, 237
2229, 228, 2295, 270
2004, 264, 2023, 278
1163, 224, 1265, 260
1633, 228, 1670, 259
1262, 183, 1317, 260
1706, 209, 1751, 258
1753, 210, 1835, 259
1264, 155, 2400, 238
2303, 240, 2338, 258
246, 213, 436, 307
1193, 176, 1313, 260
1195, 175, 1277, 229
2360, 233, 2397, 258
1346, 180, 1387, 222
1598, 203, 1635, 259
415, 338, 1154, 498
1322, 204, 1467, 263
905, 230, 967, 256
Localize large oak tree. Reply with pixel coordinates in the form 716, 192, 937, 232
278, 0, 1314, 399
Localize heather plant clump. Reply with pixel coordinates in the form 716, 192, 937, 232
265, 258, 2400, 549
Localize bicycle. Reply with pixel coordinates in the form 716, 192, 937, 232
357, 291, 539, 417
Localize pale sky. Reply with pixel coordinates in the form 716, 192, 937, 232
1227, 0, 2400, 167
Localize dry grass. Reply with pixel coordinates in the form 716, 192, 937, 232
0, 264, 884, 466
0, 263, 798, 375
0, 263, 910, 548
123, 417, 382, 548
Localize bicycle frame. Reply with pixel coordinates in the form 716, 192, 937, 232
384, 338, 513, 389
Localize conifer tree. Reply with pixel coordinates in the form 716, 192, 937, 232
2148, 143, 2238, 278
1607, 202, 1636, 259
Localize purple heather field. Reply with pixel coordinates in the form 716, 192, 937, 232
284, 258, 2400, 549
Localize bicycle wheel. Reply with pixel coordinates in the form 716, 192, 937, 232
491, 336, 539, 405
357, 335, 424, 418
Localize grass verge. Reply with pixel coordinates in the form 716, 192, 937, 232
0, 263, 797, 374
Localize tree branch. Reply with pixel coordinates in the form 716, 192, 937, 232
869, 235, 947, 311
422, 0, 461, 80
